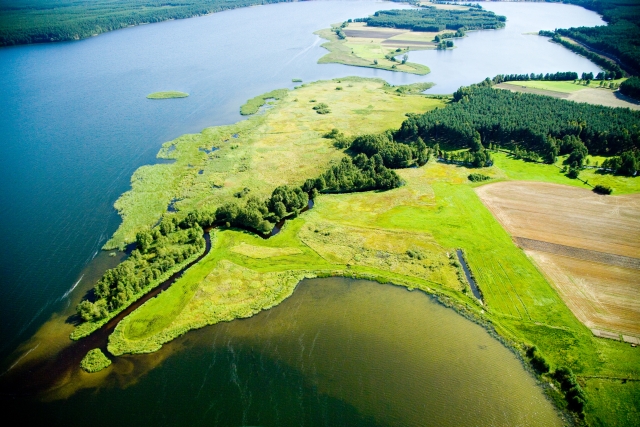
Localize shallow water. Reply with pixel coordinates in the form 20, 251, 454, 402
0, 1, 603, 357
10, 278, 563, 426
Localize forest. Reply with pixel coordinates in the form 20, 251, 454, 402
395, 79, 640, 173
550, 0, 640, 74
0, 0, 293, 46
538, 31, 624, 78
364, 7, 505, 32
620, 76, 640, 100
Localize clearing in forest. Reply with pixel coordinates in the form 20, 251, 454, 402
476, 181, 640, 339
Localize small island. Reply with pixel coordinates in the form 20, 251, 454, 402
147, 91, 189, 99
80, 348, 112, 373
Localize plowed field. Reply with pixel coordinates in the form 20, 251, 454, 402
476, 181, 640, 338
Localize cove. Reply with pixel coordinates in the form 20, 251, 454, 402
8, 278, 563, 426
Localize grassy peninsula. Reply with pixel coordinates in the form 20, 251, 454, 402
69, 77, 640, 426
147, 91, 189, 99
316, 4, 506, 74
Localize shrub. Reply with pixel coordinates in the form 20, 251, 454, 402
80, 348, 112, 373
593, 184, 612, 195
468, 173, 491, 182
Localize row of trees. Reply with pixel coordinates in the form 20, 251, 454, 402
492, 71, 579, 83
364, 7, 505, 32
395, 82, 640, 164
0, 0, 294, 46
602, 151, 639, 176
349, 131, 431, 168
77, 220, 206, 321
538, 31, 624, 79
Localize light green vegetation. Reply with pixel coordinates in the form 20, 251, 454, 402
80, 348, 112, 373
146, 91, 189, 99
459, 151, 640, 195
315, 27, 431, 75
488, 151, 640, 195
104, 77, 443, 249
70, 247, 204, 339
239, 88, 288, 115
104, 78, 638, 424
513, 78, 627, 94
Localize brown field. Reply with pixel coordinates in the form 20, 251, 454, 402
476, 181, 640, 339
495, 83, 640, 110
568, 88, 640, 110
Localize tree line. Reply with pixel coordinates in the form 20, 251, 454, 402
0, 0, 294, 46
364, 7, 505, 33
493, 71, 579, 83
546, 0, 640, 75
620, 76, 640, 100
395, 79, 640, 173
538, 31, 624, 79
77, 219, 206, 321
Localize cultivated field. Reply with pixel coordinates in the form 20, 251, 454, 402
496, 81, 640, 110
476, 181, 640, 339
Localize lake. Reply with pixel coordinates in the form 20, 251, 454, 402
8, 277, 564, 426
0, 0, 603, 423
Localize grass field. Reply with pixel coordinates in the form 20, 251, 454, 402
146, 91, 189, 99
511, 79, 627, 94
104, 78, 445, 249
107, 154, 639, 425
78, 77, 640, 425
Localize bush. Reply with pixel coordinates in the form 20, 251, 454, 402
80, 348, 112, 373
593, 184, 613, 195
468, 173, 491, 182
313, 103, 330, 114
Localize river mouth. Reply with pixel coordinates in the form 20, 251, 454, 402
5, 277, 562, 426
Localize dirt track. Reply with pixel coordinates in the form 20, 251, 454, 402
476, 181, 640, 338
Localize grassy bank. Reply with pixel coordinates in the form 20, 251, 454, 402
147, 91, 189, 99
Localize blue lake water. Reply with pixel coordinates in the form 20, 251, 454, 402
0, 0, 602, 386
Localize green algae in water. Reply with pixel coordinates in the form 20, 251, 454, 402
146, 91, 189, 99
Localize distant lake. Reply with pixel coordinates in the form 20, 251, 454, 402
0, 0, 601, 420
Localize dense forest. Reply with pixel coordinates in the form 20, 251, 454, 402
546, 0, 640, 74
364, 7, 505, 32
0, 0, 293, 46
395, 79, 640, 173
620, 76, 640, 100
